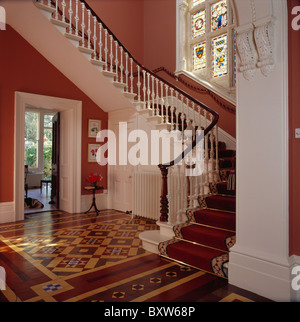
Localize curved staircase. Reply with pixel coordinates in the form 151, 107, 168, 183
14, 0, 236, 279
158, 142, 236, 279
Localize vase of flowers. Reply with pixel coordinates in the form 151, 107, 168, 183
86, 173, 104, 189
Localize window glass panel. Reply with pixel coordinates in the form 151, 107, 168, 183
193, 42, 206, 71
192, 10, 206, 38
211, 34, 228, 78
25, 112, 39, 141
192, 0, 205, 7
25, 111, 39, 168
44, 114, 54, 128
25, 140, 38, 168
43, 128, 53, 179
211, 0, 228, 31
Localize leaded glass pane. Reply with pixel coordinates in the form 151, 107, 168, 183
192, 0, 205, 7
211, 0, 228, 31
192, 10, 206, 38
193, 42, 206, 71
211, 34, 228, 78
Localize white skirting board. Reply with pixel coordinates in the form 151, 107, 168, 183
0, 202, 15, 224
228, 246, 298, 302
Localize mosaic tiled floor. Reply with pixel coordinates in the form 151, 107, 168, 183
0, 210, 270, 303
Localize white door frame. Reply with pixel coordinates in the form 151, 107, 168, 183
15, 91, 82, 222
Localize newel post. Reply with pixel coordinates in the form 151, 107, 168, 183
158, 165, 169, 222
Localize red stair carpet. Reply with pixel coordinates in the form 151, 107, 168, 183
158, 142, 236, 278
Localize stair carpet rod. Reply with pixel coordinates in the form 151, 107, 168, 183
36, 0, 220, 224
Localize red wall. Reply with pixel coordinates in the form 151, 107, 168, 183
288, 0, 300, 256
87, 0, 144, 63
0, 25, 108, 203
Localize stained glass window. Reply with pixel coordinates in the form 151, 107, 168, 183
193, 42, 206, 71
211, 34, 228, 78
192, 10, 206, 38
177, 0, 235, 90
192, 0, 205, 7
211, 0, 228, 31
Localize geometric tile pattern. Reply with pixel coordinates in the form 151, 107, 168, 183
0, 210, 267, 302
6, 216, 157, 276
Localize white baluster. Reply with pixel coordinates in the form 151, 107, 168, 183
98, 23, 103, 61
109, 35, 114, 73
177, 165, 182, 223
61, 0, 66, 22
120, 47, 124, 84
204, 110, 209, 194
183, 173, 187, 216
164, 85, 169, 124
189, 175, 193, 209
137, 65, 141, 103
125, 53, 129, 92
68, 0, 73, 34
87, 10, 91, 49
170, 88, 174, 130
81, 3, 85, 46
194, 170, 199, 208
104, 29, 108, 69
160, 81, 164, 123
142, 69, 146, 108
186, 98, 190, 124
151, 76, 155, 116
156, 78, 160, 115
180, 95, 184, 133
192, 102, 195, 133
130, 58, 134, 93
93, 16, 97, 59
75, 0, 79, 36
175, 91, 179, 131
55, 0, 58, 20
147, 72, 150, 109
115, 40, 119, 82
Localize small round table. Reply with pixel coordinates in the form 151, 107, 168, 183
84, 186, 103, 216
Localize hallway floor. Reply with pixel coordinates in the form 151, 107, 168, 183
0, 209, 271, 303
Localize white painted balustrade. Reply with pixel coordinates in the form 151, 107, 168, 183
36, 0, 220, 224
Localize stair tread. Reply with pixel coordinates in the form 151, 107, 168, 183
192, 208, 236, 231
161, 240, 228, 278
178, 224, 235, 251
205, 195, 236, 212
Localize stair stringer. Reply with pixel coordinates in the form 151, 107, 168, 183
3, 0, 134, 112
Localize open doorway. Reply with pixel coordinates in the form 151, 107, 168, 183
24, 107, 58, 214
14, 92, 82, 223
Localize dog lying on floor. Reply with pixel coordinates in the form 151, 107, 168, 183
24, 198, 44, 209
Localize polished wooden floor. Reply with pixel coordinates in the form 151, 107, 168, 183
0, 208, 271, 303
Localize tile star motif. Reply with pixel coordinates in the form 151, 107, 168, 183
42, 283, 63, 293
112, 291, 126, 299
150, 277, 161, 284
166, 272, 177, 277
132, 284, 144, 291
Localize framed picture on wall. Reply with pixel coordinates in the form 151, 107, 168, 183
88, 119, 101, 138
88, 144, 100, 163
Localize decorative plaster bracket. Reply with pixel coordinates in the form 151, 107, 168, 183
236, 17, 276, 80
236, 25, 258, 81
254, 19, 275, 77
